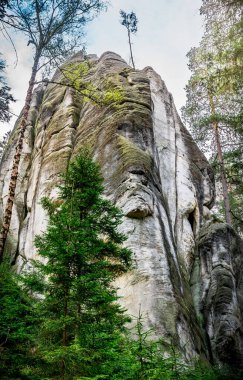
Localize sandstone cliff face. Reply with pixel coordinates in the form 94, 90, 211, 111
0, 52, 242, 367
191, 223, 243, 369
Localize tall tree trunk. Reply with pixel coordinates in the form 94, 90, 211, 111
61, 293, 68, 379
0, 50, 41, 262
128, 29, 135, 69
209, 95, 232, 225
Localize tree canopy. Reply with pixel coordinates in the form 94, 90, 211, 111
0, 263, 37, 379
24, 151, 132, 379
0, 0, 9, 19
2, 0, 107, 73
0, 57, 14, 123
182, 0, 242, 231
120, 10, 138, 69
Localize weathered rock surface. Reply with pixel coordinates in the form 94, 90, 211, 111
191, 223, 243, 369
0, 51, 242, 368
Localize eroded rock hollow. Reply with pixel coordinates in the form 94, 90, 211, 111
0, 52, 242, 368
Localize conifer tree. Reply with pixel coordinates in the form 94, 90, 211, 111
0, 263, 37, 379
0, 57, 15, 123
120, 10, 138, 69
26, 152, 131, 379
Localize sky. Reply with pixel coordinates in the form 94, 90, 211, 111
0, 0, 203, 138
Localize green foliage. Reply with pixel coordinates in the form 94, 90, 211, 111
97, 312, 242, 380
211, 147, 243, 231
0, 262, 37, 379
180, 361, 243, 380
25, 151, 132, 379
120, 10, 138, 69
120, 10, 138, 34
122, 313, 182, 380
0, 0, 109, 261
61, 62, 124, 107
0, 56, 15, 123
182, 0, 242, 232
1, 257, 241, 379
2, 1, 107, 74
1, 155, 241, 378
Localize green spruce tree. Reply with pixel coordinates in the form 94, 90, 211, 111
0, 263, 37, 379
26, 151, 131, 379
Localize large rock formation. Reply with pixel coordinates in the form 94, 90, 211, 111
191, 223, 243, 369
0, 52, 242, 368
